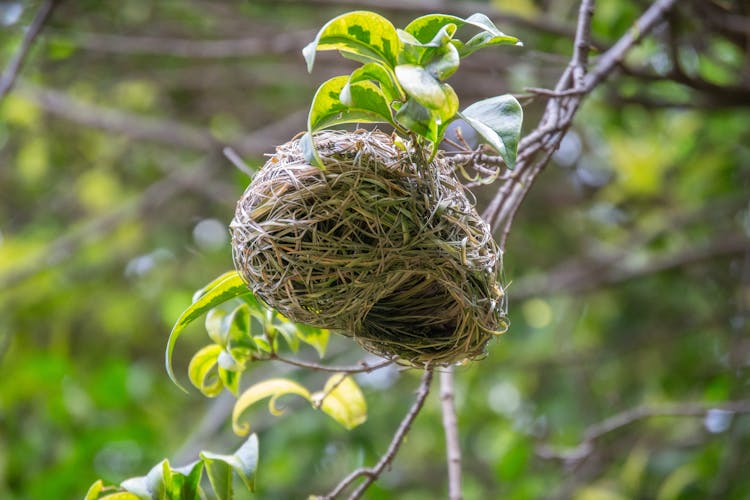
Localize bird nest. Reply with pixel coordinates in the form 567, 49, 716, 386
230, 129, 507, 367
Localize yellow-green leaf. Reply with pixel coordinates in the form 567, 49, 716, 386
395, 64, 446, 110
201, 434, 259, 498
166, 271, 250, 392
312, 373, 367, 430
308, 76, 393, 133
187, 344, 224, 397
232, 378, 311, 436
303, 11, 400, 72
84, 480, 105, 500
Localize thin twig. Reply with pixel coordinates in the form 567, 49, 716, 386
440, 367, 462, 500
536, 400, 750, 463
222, 147, 255, 177
0, 0, 59, 101
317, 369, 435, 499
271, 353, 394, 374
524, 86, 587, 97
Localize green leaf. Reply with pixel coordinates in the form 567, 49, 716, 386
312, 373, 368, 430
395, 65, 449, 111
188, 344, 224, 397
308, 76, 393, 133
425, 43, 460, 81
303, 11, 400, 72
165, 271, 250, 392
217, 349, 243, 372
226, 303, 252, 346
232, 378, 311, 435
461, 94, 523, 169
253, 335, 272, 353
219, 365, 241, 396
173, 460, 204, 499
347, 62, 402, 104
395, 98, 438, 142
201, 434, 259, 499
404, 14, 464, 45
295, 323, 330, 358
457, 31, 522, 57
438, 83, 459, 123
273, 318, 301, 353
205, 308, 227, 347
149, 460, 172, 499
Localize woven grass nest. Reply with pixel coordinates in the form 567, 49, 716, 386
230, 129, 507, 367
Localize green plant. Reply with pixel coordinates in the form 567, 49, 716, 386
301, 10, 523, 166
86, 10, 522, 499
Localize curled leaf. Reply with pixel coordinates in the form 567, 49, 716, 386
188, 344, 224, 397
232, 378, 311, 436
312, 373, 368, 430
166, 271, 250, 392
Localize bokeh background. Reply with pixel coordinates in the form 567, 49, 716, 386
1, 0, 749, 498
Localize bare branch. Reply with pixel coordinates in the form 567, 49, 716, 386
440, 367, 462, 500
223, 147, 255, 177
537, 400, 750, 463
317, 369, 435, 499
0, 0, 59, 101
481, 0, 681, 249
271, 353, 394, 374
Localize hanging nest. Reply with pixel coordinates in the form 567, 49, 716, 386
230, 129, 507, 367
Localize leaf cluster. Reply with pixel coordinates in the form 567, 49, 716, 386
85, 435, 258, 500
91, 270, 368, 498
302, 11, 524, 166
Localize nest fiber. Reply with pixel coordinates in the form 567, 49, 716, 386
230, 129, 507, 366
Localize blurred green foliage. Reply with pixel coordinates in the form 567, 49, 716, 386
1, 0, 749, 499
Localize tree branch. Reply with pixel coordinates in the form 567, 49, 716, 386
0, 0, 59, 101
537, 400, 750, 463
271, 353, 394, 374
440, 367, 462, 500
317, 369, 435, 499
481, 0, 681, 249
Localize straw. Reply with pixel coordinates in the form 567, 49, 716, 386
230, 129, 508, 367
